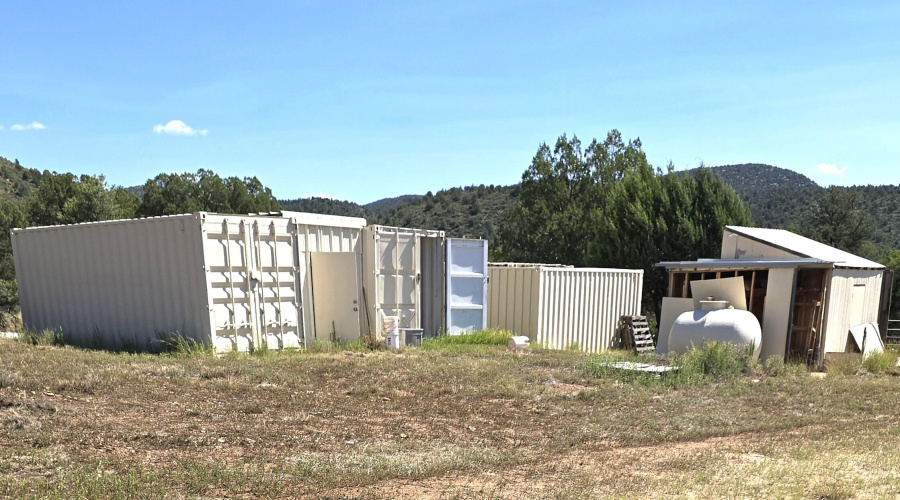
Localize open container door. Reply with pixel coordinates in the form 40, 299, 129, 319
446, 238, 488, 335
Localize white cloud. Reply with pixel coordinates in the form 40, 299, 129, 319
817, 163, 847, 177
0, 125, 4, 131
10, 122, 46, 131
153, 120, 207, 136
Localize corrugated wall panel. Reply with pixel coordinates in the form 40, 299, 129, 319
488, 266, 643, 353
12, 215, 210, 349
487, 266, 540, 339
823, 269, 883, 353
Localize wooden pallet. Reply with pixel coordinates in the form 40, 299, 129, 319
619, 315, 655, 354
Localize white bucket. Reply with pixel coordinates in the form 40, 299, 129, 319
383, 315, 401, 349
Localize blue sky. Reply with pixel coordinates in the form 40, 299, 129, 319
1, 1, 898, 203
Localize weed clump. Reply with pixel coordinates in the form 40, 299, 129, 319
676, 340, 752, 380
18, 329, 63, 346
861, 349, 899, 374
157, 334, 215, 357
761, 356, 808, 377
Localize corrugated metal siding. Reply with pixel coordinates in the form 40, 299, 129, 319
12, 215, 210, 349
487, 266, 540, 339
488, 266, 643, 353
823, 269, 883, 353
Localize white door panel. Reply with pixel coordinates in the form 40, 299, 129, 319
446, 238, 488, 335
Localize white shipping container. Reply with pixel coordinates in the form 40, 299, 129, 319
12, 212, 366, 353
487, 264, 644, 353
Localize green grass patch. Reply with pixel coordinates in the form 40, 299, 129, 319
421, 329, 512, 348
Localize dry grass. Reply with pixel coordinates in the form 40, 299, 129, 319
1, 339, 899, 499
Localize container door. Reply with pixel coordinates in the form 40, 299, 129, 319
374, 229, 420, 333
310, 252, 361, 342
205, 219, 259, 352
446, 238, 488, 335
252, 220, 303, 350
205, 218, 302, 353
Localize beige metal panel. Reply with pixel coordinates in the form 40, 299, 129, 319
12, 214, 211, 350
760, 268, 795, 361
725, 230, 804, 260
489, 266, 642, 353
823, 269, 883, 353
487, 266, 540, 338
310, 252, 361, 342
657, 297, 695, 354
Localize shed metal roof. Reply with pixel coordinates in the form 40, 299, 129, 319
657, 258, 833, 271
724, 226, 884, 269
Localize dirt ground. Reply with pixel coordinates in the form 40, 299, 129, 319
1, 341, 899, 499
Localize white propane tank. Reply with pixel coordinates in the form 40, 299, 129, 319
668, 301, 762, 359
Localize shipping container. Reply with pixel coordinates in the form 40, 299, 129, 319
487, 264, 643, 353
11, 211, 366, 353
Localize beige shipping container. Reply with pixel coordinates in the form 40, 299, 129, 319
11, 211, 366, 353
487, 264, 643, 353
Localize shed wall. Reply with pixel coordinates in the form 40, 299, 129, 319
12, 215, 210, 349
823, 269, 883, 353
488, 267, 643, 353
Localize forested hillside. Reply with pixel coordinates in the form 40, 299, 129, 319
379, 185, 517, 240
0, 157, 42, 202
692, 164, 900, 248
281, 187, 517, 241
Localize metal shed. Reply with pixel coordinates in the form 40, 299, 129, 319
487, 264, 644, 353
11, 211, 366, 353
658, 226, 888, 364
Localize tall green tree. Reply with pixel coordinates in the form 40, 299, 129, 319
137, 169, 280, 217
26, 172, 138, 227
500, 132, 753, 321
499, 131, 649, 266
0, 200, 28, 311
588, 166, 752, 318
802, 187, 873, 253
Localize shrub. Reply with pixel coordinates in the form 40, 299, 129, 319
675, 340, 753, 380
826, 355, 861, 376
18, 329, 63, 346
761, 356, 808, 377
156, 334, 215, 357
861, 350, 899, 374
